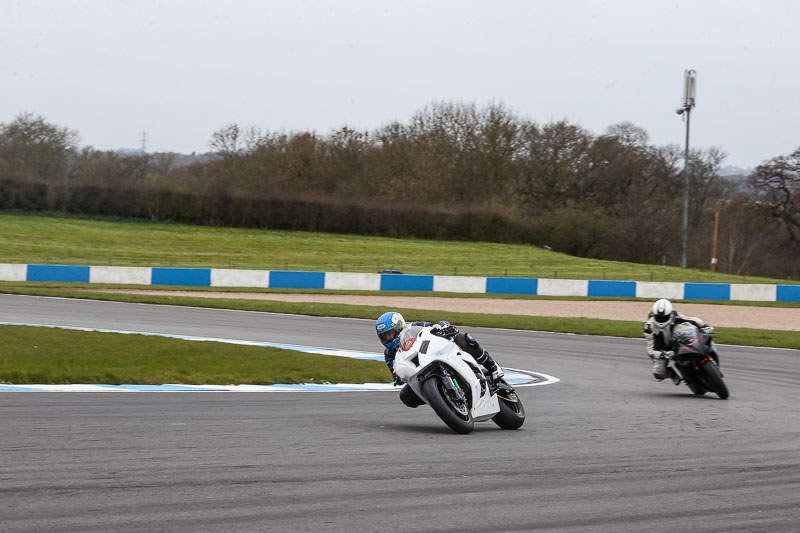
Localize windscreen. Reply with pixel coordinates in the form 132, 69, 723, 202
397, 325, 424, 351
672, 323, 699, 346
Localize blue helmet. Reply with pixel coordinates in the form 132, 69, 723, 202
375, 311, 406, 349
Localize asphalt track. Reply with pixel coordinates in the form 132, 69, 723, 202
1, 294, 799, 532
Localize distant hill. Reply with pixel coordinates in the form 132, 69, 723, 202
718, 165, 754, 177
114, 149, 213, 167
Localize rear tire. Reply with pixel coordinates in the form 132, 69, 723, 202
492, 384, 526, 430
700, 361, 729, 400
422, 376, 474, 434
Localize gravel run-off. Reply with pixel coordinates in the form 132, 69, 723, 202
93, 290, 800, 332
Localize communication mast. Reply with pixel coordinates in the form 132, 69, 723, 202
675, 69, 697, 268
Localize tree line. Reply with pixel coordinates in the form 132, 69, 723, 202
1, 105, 798, 279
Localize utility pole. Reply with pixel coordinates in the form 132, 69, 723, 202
675, 69, 696, 268
711, 211, 720, 272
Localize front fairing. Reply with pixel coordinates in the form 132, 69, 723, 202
392, 328, 499, 420
671, 324, 709, 361
393, 328, 473, 386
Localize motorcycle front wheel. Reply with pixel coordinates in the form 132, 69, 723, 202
688, 382, 707, 395
700, 361, 729, 400
422, 376, 474, 434
680, 366, 707, 395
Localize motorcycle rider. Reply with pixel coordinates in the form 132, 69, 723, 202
375, 311, 505, 408
644, 298, 719, 383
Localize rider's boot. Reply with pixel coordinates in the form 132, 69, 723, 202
399, 384, 424, 408
666, 366, 681, 385
476, 350, 504, 384
652, 358, 667, 381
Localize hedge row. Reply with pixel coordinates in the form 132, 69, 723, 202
0, 179, 543, 244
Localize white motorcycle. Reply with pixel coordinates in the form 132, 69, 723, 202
392, 326, 525, 434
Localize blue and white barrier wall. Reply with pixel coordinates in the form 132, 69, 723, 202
1, 263, 798, 302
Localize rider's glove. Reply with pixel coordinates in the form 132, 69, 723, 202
440, 325, 459, 338
661, 350, 675, 360
430, 322, 459, 338
702, 326, 715, 335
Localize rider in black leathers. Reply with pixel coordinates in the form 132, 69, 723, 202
644, 298, 719, 383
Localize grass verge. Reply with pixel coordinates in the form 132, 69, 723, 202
0, 325, 388, 385
1, 212, 796, 284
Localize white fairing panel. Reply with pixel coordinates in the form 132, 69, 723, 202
393, 328, 499, 421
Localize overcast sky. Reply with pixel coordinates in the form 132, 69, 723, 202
3, 0, 798, 168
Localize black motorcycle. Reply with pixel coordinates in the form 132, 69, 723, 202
666, 323, 729, 400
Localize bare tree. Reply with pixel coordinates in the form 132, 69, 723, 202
514, 120, 595, 212
748, 146, 800, 243
209, 123, 242, 156
150, 152, 177, 178
688, 146, 727, 229
0, 112, 79, 181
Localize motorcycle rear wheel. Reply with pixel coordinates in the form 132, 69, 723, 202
492, 383, 526, 430
700, 362, 729, 400
422, 376, 474, 434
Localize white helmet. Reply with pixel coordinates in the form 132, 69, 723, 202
651, 299, 675, 327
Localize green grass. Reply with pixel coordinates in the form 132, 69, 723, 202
0, 325, 388, 385
0, 212, 794, 283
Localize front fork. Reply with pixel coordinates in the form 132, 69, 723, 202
441, 367, 467, 403
679, 356, 717, 387
418, 364, 467, 404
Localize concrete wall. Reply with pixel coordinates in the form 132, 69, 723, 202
90, 266, 151, 285
0, 263, 797, 302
